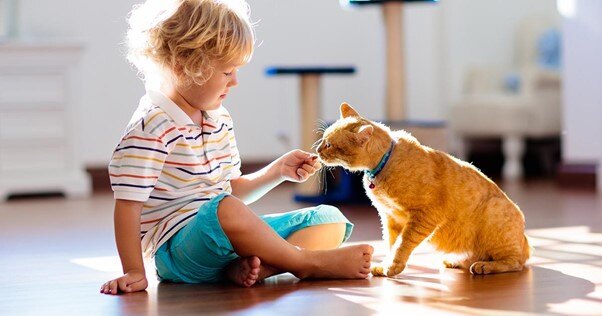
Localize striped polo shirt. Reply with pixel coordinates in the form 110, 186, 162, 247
108, 89, 242, 257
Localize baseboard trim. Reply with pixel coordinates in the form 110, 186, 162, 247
556, 163, 597, 189
89, 161, 597, 192
86, 161, 272, 193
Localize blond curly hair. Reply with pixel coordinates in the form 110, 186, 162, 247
126, 0, 255, 86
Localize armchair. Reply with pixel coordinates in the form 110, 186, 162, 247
450, 17, 561, 180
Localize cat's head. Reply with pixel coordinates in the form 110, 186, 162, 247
317, 103, 389, 171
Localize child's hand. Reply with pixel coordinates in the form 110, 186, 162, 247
100, 271, 148, 295
278, 150, 322, 183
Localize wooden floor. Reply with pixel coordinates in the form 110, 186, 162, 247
2, 180, 602, 315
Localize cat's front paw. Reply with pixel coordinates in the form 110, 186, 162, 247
384, 262, 405, 277
371, 262, 406, 277
371, 265, 385, 277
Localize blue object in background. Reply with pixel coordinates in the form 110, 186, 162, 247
265, 66, 356, 76
342, 0, 438, 5
537, 28, 561, 70
504, 73, 521, 93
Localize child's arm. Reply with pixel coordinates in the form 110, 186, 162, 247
100, 199, 148, 295
231, 149, 321, 204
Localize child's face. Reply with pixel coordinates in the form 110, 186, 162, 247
177, 61, 243, 111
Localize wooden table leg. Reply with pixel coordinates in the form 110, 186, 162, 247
298, 74, 321, 196
383, 2, 406, 121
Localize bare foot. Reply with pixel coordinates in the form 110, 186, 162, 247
225, 256, 281, 287
300, 244, 373, 279
225, 256, 260, 287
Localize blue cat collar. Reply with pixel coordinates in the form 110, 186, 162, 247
365, 140, 396, 186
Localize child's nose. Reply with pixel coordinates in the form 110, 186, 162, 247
228, 72, 239, 87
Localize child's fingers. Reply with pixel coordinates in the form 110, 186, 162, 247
300, 163, 317, 176
100, 282, 109, 294
296, 168, 309, 181
301, 163, 313, 172
306, 155, 319, 163
303, 161, 322, 173
312, 161, 322, 170
109, 280, 119, 295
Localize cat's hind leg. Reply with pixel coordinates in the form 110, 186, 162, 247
469, 257, 524, 275
443, 257, 473, 269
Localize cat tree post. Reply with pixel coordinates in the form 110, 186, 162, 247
383, 1, 405, 120
266, 66, 356, 202
344, 0, 438, 121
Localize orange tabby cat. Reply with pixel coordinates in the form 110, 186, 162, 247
317, 103, 530, 276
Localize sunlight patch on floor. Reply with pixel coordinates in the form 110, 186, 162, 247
547, 298, 602, 316
70, 256, 122, 273
527, 226, 602, 243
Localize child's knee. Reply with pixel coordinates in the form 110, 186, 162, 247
313, 205, 351, 241
216, 196, 252, 233
314, 204, 345, 219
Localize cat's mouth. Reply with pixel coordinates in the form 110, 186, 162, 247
316, 154, 340, 167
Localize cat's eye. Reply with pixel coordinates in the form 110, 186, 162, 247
325, 141, 331, 149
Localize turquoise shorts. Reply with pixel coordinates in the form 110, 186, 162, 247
154, 193, 353, 283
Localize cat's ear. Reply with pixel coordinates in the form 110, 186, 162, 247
340, 102, 361, 119
356, 125, 373, 145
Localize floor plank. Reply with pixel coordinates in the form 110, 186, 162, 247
1, 180, 601, 315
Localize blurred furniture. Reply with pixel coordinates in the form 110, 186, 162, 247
0, 0, 19, 40
0, 41, 91, 200
343, 0, 438, 120
450, 17, 562, 181
266, 66, 355, 202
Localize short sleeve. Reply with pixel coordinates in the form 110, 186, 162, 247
223, 110, 242, 180
108, 129, 168, 201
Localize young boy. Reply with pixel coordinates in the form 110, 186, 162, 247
100, 0, 373, 295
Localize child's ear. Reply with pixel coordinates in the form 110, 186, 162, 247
356, 124, 373, 145
340, 102, 361, 119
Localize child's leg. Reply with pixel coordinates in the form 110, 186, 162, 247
224, 223, 347, 286
226, 208, 350, 285
286, 223, 347, 250
217, 196, 372, 280
154, 194, 372, 287
260, 204, 352, 251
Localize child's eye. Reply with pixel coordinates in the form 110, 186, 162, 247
224, 68, 237, 76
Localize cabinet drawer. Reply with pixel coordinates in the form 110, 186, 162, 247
0, 111, 66, 140
0, 73, 65, 106
0, 144, 67, 173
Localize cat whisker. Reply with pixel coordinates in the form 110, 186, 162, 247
314, 120, 329, 135
318, 166, 327, 194
311, 138, 323, 151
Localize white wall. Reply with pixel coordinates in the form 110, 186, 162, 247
14, 0, 557, 166
561, 0, 602, 165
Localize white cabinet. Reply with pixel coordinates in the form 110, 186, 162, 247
0, 41, 91, 200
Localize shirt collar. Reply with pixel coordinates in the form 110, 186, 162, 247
146, 88, 220, 125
